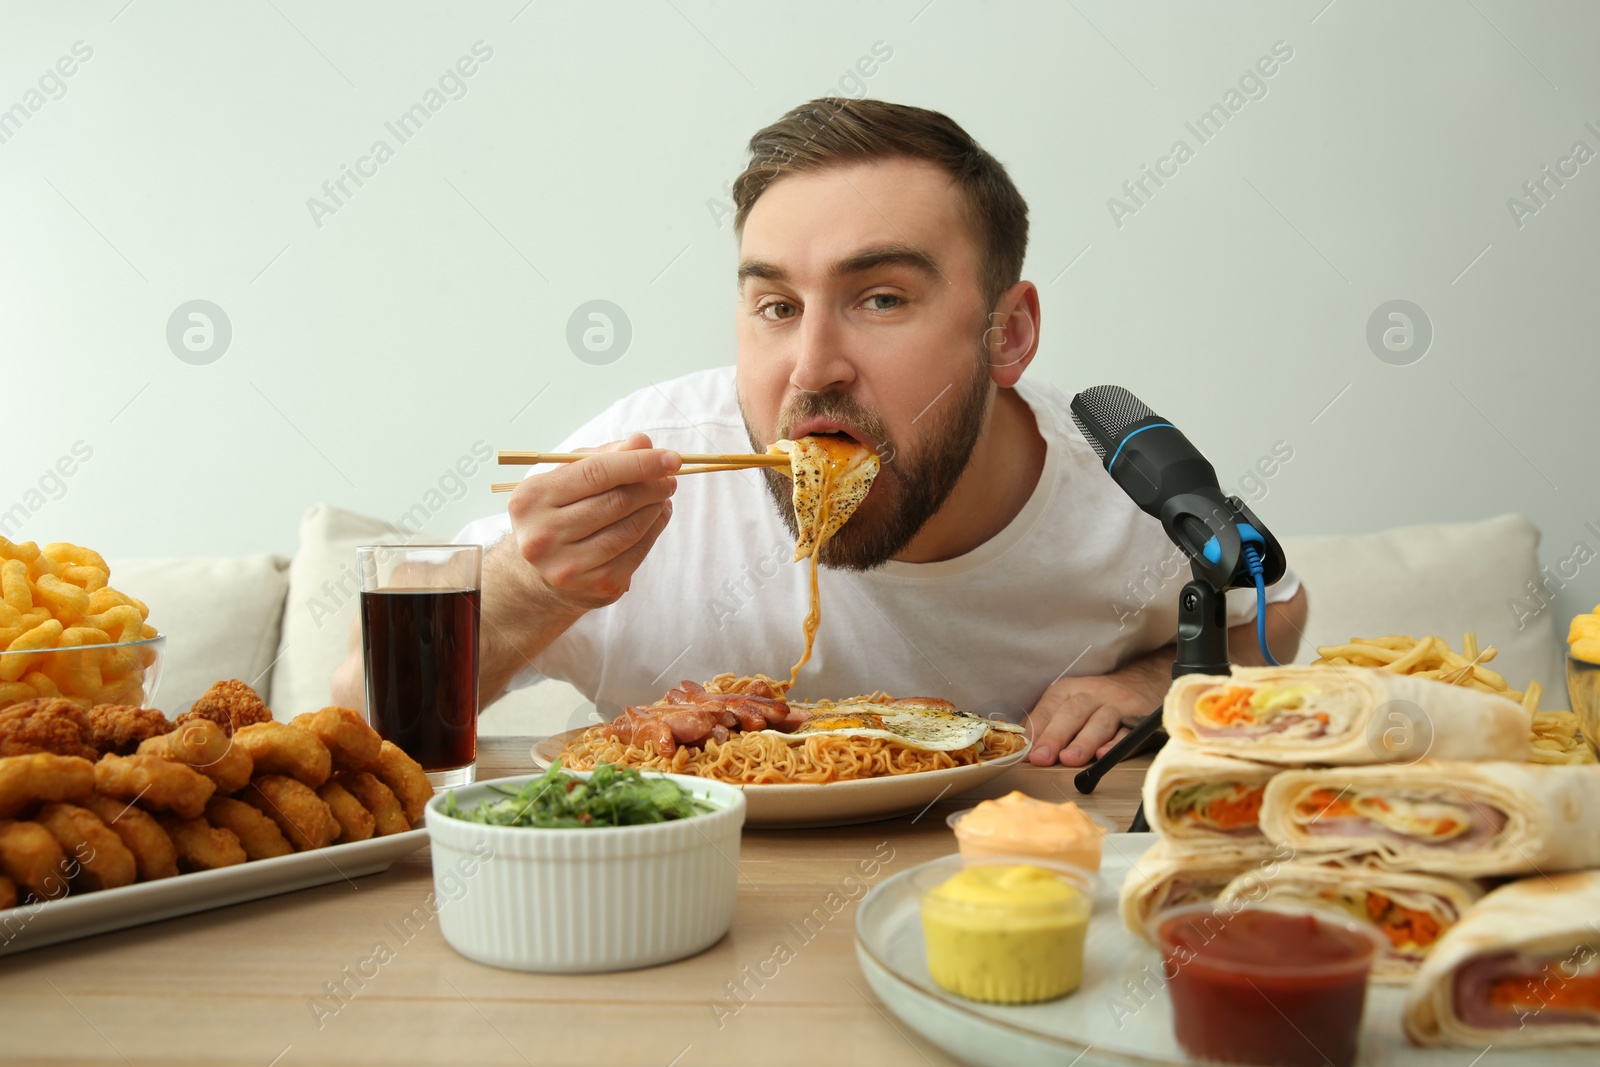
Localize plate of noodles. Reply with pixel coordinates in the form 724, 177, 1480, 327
531, 675, 1032, 828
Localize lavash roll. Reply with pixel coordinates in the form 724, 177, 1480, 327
1117, 837, 1292, 943
1404, 871, 1600, 1046
1259, 761, 1600, 877
1164, 666, 1531, 766
1141, 741, 1278, 853
1218, 861, 1483, 983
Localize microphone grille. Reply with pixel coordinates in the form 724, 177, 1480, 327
1070, 385, 1155, 461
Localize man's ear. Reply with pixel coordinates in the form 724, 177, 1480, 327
983, 280, 1041, 387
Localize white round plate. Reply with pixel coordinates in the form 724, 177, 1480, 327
855, 833, 1596, 1066
530, 728, 1030, 828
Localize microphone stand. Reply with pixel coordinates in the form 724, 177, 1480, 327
1071, 489, 1285, 830
1073, 567, 1232, 829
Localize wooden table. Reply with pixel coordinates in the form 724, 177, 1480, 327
0, 739, 1151, 1067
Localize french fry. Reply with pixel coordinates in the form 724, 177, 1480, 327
1384, 635, 1438, 674
1314, 643, 1401, 665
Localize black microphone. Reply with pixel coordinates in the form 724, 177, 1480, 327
1069, 385, 1292, 814
1069, 385, 1285, 592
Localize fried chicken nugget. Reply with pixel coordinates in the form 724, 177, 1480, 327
0, 753, 95, 819
82, 793, 178, 881
0, 874, 16, 910
314, 781, 375, 843
87, 704, 175, 756
232, 723, 330, 787
240, 776, 339, 851
204, 797, 292, 860
137, 719, 253, 794
0, 699, 98, 761
371, 741, 433, 823
155, 813, 246, 871
290, 706, 380, 772
194, 743, 252, 795
93, 754, 215, 819
336, 771, 411, 836
0, 819, 70, 901
175, 679, 272, 737
34, 802, 136, 892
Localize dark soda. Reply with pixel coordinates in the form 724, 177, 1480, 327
361, 587, 480, 772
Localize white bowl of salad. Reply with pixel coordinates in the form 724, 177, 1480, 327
425, 762, 746, 972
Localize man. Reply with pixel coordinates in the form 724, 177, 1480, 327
332, 98, 1306, 767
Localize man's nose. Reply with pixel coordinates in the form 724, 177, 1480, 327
789, 308, 855, 393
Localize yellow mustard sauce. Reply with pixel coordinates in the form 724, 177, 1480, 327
919, 864, 1091, 1003
953, 791, 1107, 872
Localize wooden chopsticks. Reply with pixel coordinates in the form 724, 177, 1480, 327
491, 449, 788, 493
497, 450, 789, 468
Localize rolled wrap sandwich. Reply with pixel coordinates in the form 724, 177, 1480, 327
1118, 838, 1291, 943
1141, 741, 1279, 852
1165, 666, 1531, 765
1404, 871, 1600, 1046
1219, 861, 1482, 983
1259, 761, 1600, 877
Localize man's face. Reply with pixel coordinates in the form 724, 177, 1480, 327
735, 158, 994, 569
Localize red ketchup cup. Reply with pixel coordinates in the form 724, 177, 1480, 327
1154, 902, 1383, 1067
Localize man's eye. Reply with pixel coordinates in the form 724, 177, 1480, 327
865, 294, 902, 311
758, 301, 797, 321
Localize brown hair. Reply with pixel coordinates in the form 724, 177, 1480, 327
732, 98, 1029, 309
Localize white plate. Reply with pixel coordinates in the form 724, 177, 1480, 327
531, 729, 1030, 828
0, 829, 427, 957
855, 833, 1595, 1066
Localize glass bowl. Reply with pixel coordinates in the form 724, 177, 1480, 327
1568, 654, 1600, 761
0, 634, 165, 712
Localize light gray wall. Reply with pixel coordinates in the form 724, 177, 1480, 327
3, 1, 1593, 659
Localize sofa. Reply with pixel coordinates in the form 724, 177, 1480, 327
108, 506, 1568, 734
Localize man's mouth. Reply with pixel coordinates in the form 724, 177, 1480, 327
786, 418, 867, 446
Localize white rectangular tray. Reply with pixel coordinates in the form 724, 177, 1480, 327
0, 829, 427, 956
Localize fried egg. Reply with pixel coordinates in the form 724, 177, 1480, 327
768, 435, 879, 561
776, 699, 1025, 752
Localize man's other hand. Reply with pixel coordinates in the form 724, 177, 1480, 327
1024, 674, 1152, 768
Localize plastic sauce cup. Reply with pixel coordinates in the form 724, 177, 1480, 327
1155, 902, 1383, 1067
914, 855, 1098, 1004
945, 805, 1115, 873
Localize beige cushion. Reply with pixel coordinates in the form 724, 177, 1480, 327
269, 504, 409, 720
106, 554, 290, 714
269, 504, 582, 731
1283, 513, 1565, 699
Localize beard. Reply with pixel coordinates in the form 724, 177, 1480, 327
741, 357, 993, 571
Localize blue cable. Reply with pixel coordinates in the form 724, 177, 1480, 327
1242, 542, 1280, 666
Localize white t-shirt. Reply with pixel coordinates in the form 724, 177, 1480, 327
459, 368, 1299, 721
